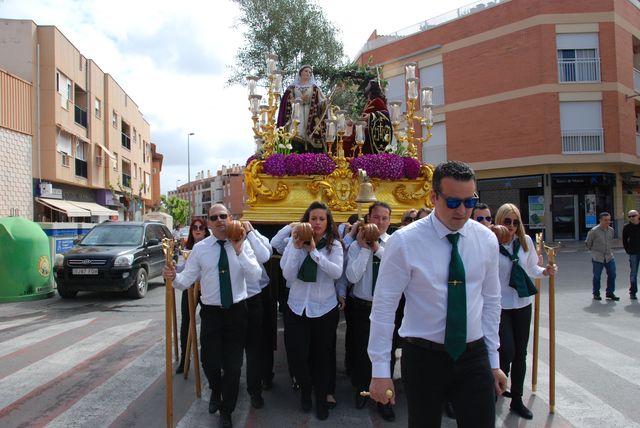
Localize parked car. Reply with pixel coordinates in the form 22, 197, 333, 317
54, 221, 172, 299
178, 226, 190, 247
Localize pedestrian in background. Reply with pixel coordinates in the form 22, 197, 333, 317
622, 209, 640, 300
586, 212, 619, 301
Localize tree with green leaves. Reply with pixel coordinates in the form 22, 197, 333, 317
160, 195, 190, 228
228, 0, 346, 87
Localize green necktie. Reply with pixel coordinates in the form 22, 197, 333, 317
371, 239, 382, 295
499, 240, 538, 298
445, 233, 467, 361
297, 237, 327, 282
217, 240, 233, 308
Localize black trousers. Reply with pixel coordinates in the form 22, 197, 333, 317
200, 301, 248, 415
179, 289, 189, 358
244, 293, 263, 396
402, 339, 495, 428
344, 294, 355, 376
259, 285, 276, 383
498, 304, 532, 398
284, 306, 339, 402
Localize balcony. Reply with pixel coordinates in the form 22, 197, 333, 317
122, 173, 132, 188
558, 58, 601, 83
74, 105, 88, 128
561, 129, 603, 154
634, 68, 640, 93
121, 133, 131, 150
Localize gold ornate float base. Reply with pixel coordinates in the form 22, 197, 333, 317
243, 160, 434, 223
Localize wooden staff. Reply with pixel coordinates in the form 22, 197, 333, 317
181, 251, 202, 397
172, 288, 179, 362
161, 238, 175, 428
544, 243, 559, 414
532, 232, 543, 392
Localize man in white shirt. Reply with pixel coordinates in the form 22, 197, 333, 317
163, 204, 262, 428
345, 202, 395, 421
368, 161, 507, 427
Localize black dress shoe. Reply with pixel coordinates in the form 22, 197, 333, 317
631, 294, 638, 300
510, 400, 533, 420
219, 412, 233, 428
355, 392, 368, 409
606, 293, 620, 301
593, 294, 602, 301
250, 394, 264, 409
209, 394, 220, 414
378, 403, 396, 422
300, 389, 312, 413
444, 401, 456, 419
316, 401, 329, 420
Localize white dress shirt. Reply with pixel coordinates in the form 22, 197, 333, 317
270, 224, 292, 255
174, 235, 262, 306
368, 213, 502, 377
499, 235, 545, 310
345, 233, 389, 301
245, 230, 274, 298
280, 238, 343, 318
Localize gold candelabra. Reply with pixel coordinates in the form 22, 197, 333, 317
388, 62, 434, 159
247, 53, 300, 158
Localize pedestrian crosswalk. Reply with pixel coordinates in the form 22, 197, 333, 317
0, 311, 638, 427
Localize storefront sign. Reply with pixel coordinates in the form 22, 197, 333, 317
528, 195, 545, 229
585, 194, 597, 228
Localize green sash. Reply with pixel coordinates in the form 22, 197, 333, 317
499, 239, 538, 298
297, 237, 327, 282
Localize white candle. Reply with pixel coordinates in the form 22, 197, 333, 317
407, 78, 418, 100
405, 63, 416, 80
355, 122, 365, 143
421, 87, 433, 107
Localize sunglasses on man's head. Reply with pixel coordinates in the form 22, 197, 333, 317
476, 216, 491, 223
193, 224, 207, 231
208, 213, 229, 221
436, 191, 479, 209
502, 218, 520, 227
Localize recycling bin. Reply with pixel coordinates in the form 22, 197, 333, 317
0, 217, 55, 302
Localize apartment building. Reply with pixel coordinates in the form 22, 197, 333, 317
0, 19, 159, 222
356, 0, 640, 241
169, 164, 245, 220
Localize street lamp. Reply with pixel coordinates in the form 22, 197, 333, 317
176, 179, 181, 194
187, 132, 194, 217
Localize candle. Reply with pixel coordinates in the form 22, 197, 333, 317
405, 63, 416, 80
423, 107, 433, 126
265, 53, 278, 75
389, 102, 402, 123
292, 98, 302, 122
249, 95, 262, 116
246, 75, 259, 96
407, 78, 418, 100
273, 71, 283, 95
336, 110, 346, 132
421, 87, 433, 107
326, 120, 336, 142
355, 122, 365, 143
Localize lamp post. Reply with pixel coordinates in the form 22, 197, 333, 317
175, 179, 181, 195
187, 132, 194, 217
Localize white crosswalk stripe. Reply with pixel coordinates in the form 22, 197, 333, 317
45, 339, 165, 428
0, 315, 45, 332
0, 318, 95, 358
0, 319, 151, 410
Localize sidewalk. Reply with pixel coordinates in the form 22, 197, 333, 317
553, 238, 623, 252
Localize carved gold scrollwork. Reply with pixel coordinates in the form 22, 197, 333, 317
392, 165, 434, 205
245, 160, 289, 206
308, 163, 357, 211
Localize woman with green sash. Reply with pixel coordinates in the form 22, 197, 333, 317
280, 201, 343, 421
495, 203, 556, 420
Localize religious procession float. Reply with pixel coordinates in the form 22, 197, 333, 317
242, 53, 436, 224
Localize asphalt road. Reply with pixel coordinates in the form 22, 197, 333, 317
0, 246, 639, 427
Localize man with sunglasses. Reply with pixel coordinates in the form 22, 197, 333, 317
368, 160, 506, 428
163, 204, 263, 428
623, 210, 640, 300
472, 202, 492, 227
586, 212, 619, 301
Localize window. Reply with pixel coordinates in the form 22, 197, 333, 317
95, 98, 101, 119
557, 33, 600, 82
112, 110, 118, 128
113, 153, 119, 171
560, 101, 603, 153
419, 63, 445, 106
385, 74, 406, 109
75, 140, 88, 178
422, 122, 447, 164
56, 71, 72, 109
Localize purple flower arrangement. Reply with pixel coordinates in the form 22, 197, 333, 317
260, 152, 421, 179
245, 154, 258, 166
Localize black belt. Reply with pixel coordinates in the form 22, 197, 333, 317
353, 296, 373, 307
201, 300, 246, 310
404, 337, 485, 352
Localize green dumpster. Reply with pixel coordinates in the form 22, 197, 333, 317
0, 217, 54, 302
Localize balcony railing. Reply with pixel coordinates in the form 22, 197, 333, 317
558, 58, 601, 83
74, 105, 88, 128
561, 129, 603, 154
121, 133, 131, 150
122, 173, 132, 188
634, 68, 640, 92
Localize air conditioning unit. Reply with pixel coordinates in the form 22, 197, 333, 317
39, 182, 53, 195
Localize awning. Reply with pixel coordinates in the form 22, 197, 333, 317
36, 197, 91, 218
68, 201, 118, 217
96, 142, 116, 160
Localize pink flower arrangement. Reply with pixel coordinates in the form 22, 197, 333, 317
260, 152, 422, 179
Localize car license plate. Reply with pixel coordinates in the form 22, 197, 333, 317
72, 268, 98, 275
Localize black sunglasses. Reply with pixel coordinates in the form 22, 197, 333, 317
208, 213, 229, 221
476, 216, 492, 222
193, 224, 207, 231
630, 214, 638, 218
436, 191, 479, 209
502, 218, 520, 227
